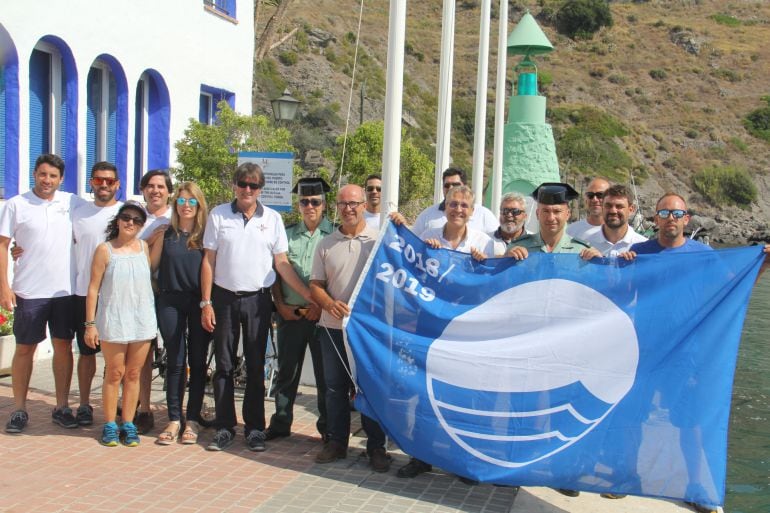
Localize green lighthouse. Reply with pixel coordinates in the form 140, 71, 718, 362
500, 12, 560, 197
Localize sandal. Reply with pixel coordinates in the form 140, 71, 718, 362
156, 421, 180, 445
182, 420, 200, 445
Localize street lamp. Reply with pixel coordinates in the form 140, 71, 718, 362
270, 89, 301, 122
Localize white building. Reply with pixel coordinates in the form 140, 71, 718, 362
0, 0, 254, 200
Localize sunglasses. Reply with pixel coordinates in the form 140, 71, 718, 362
299, 198, 323, 207
236, 181, 262, 191
117, 213, 145, 225
447, 200, 471, 210
91, 177, 117, 186
656, 209, 687, 219
176, 197, 199, 207
501, 207, 524, 217
585, 191, 605, 200
366, 185, 382, 193
443, 181, 463, 189
336, 201, 364, 210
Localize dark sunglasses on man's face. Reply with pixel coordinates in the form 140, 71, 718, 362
118, 213, 145, 225
501, 208, 524, 217
585, 191, 605, 200
236, 181, 262, 191
366, 185, 382, 193
299, 198, 323, 207
656, 209, 687, 219
91, 177, 117, 187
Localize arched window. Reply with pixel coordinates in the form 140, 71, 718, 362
134, 70, 170, 195
28, 36, 78, 192
0, 24, 19, 199
86, 55, 127, 198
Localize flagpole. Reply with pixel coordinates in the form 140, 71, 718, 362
434, 0, 456, 204
471, 0, 492, 205
491, 0, 508, 214
381, 0, 406, 216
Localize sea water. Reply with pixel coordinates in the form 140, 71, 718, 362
726, 274, 770, 513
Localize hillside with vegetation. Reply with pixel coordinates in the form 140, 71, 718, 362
248, 0, 770, 244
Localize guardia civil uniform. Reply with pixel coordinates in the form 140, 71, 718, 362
508, 231, 589, 254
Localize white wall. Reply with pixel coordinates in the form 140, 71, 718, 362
1, 0, 254, 197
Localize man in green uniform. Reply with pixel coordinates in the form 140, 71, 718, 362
265, 178, 335, 441
507, 182, 601, 261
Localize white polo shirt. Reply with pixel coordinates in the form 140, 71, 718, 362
139, 207, 171, 240
412, 202, 498, 237
364, 210, 381, 229
72, 201, 123, 296
421, 226, 496, 258
566, 219, 602, 240
0, 190, 85, 299
203, 201, 288, 292
585, 225, 648, 257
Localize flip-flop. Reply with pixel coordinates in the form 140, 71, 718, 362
156, 421, 180, 445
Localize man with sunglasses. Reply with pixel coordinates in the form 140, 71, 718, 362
201, 163, 313, 452
70, 162, 123, 426
412, 167, 497, 237
624, 193, 706, 255
310, 184, 391, 472
566, 177, 610, 240
363, 174, 382, 229
265, 178, 334, 442
491, 192, 532, 256
1, 154, 87, 433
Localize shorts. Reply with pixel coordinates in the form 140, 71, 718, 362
13, 295, 76, 345
74, 295, 100, 356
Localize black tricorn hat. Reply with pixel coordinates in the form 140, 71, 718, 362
531, 182, 579, 205
292, 177, 331, 196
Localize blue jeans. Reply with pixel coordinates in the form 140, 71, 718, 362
157, 292, 211, 422
319, 327, 385, 452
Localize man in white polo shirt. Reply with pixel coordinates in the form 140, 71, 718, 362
0, 154, 86, 433
412, 167, 497, 237
581, 184, 647, 258
566, 176, 610, 240
201, 162, 312, 452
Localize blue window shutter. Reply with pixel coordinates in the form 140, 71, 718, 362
29, 49, 51, 187
86, 67, 101, 175
199, 93, 210, 124
0, 66, 5, 193
107, 71, 117, 163
133, 79, 144, 195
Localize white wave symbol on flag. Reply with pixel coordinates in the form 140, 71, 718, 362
426, 279, 639, 467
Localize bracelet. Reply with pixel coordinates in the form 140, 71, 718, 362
83, 321, 96, 328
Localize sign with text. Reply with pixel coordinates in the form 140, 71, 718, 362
238, 152, 294, 211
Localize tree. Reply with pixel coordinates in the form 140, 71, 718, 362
174, 103, 296, 206
329, 121, 434, 206
252, 0, 295, 111
555, 0, 613, 40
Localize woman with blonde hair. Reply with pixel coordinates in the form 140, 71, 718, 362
85, 201, 156, 446
150, 182, 210, 445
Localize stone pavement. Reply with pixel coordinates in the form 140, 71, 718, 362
0, 356, 701, 513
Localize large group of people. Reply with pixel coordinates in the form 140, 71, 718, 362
1, 155, 768, 512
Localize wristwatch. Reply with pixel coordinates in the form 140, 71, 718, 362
199, 300, 212, 308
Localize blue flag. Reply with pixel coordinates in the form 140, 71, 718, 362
344, 222, 765, 507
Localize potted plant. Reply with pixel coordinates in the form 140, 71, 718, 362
0, 307, 14, 375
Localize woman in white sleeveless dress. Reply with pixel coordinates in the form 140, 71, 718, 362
85, 201, 157, 447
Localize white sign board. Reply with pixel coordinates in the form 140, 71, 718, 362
237, 152, 294, 211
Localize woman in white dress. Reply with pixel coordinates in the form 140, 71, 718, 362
85, 201, 157, 447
